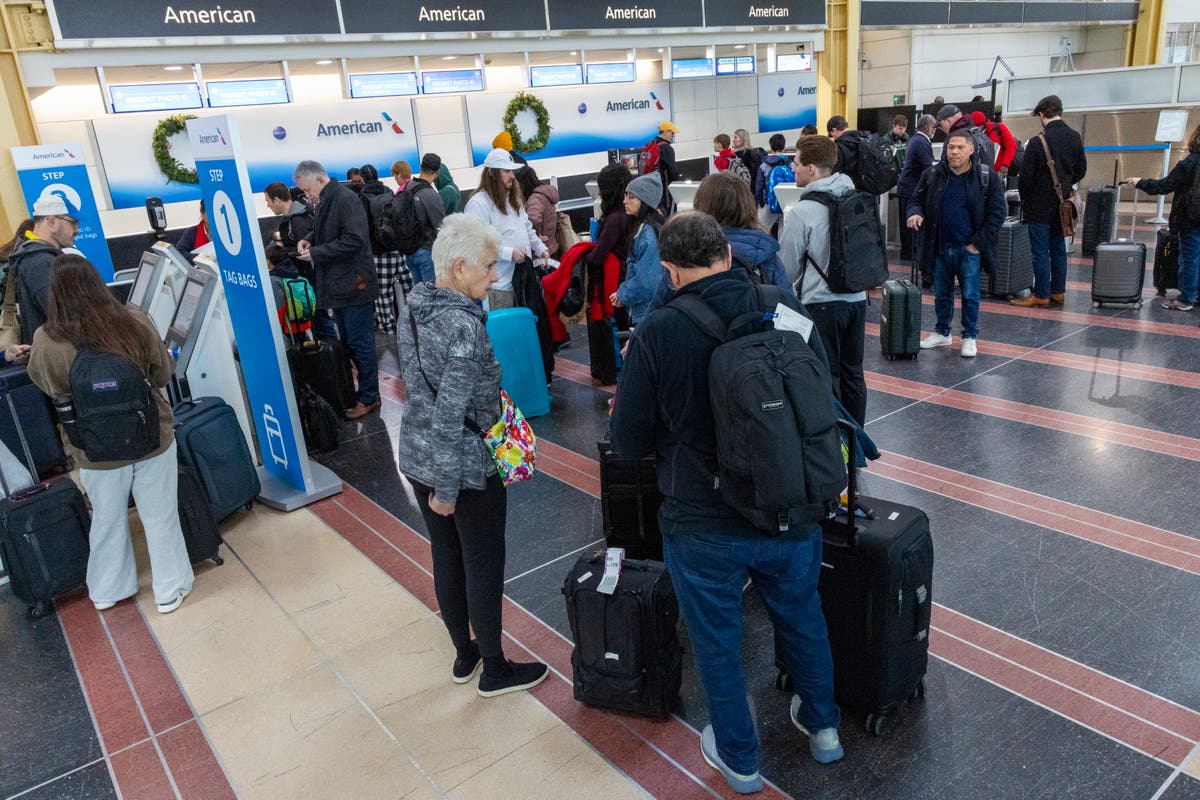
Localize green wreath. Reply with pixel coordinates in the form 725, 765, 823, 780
503, 92, 551, 153
152, 114, 199, 184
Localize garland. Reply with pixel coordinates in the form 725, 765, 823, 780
502, 92, 551, 153
152, 114, 199, 185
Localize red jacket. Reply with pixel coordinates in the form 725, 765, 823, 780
971, 111, 1017, 173
714, 148, 736, 172
541, 241, 621, 343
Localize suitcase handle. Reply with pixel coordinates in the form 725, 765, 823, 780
824, 418, 876, 547
0, 391, 45, 500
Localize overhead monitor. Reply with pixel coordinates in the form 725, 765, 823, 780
421, 69, 484, 95
110, 82, 203, 114
671, 58, 714, 79
586, 62, 636, 84
530, 64, 583, 88
207, 79, 290, 108
716, 56, 755, 75
127, 251, 163, 310
776, 54, 813, 72
349, 72, 419, 98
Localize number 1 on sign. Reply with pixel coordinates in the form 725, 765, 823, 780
219, 204, 235, 243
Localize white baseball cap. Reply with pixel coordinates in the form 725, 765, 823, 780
32, 195, 72, 218
482, 148, 520, 170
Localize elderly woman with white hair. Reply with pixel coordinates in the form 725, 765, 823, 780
395, 213, 549, 698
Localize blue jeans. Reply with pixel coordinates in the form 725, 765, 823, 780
333, 302, 378, 406
313, 309, 338, 342
1178, 228, 1200, 306
933, 246, 981, 340
407, 248, 435, 285
661, 508, 840, 776
1027, 220, 1067, 299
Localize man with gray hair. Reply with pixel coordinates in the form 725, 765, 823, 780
897, 114, 937, 271
293, 159, 380, 420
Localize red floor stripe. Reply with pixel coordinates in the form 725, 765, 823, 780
157, 721, 239, 800
108, 740, 177, 800
530, 436, 1199, 765
311, 486, 787, 799
103, 603, 193, 734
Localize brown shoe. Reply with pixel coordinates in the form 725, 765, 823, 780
344, 400, 381, 420
1010, 295, 1049, 307
1049, 294, 1065, 306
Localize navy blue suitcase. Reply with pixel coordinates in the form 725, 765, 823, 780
0, 366, 69, 479
172, 397, 260, 521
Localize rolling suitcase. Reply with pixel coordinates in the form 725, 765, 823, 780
986, 218, 1034, 298
1091, 240, 1147, 308
1154, 229, 1179, 296
297, 384, 340, 453
485, 307, 551, 418
774, 422, 933, 736
562, 551, 682, 718
177, 464, 223, 566
0, 366, 69, 479
597, 441, 662, 561
1081, 185, 1117, 256
0, 393, 90, 617
879, 278, 921, 359
172, 397, 260, 521
288, 338, 356, 414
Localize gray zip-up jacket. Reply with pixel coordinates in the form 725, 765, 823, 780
396, 282, 501, 503
778, 173, 868, 306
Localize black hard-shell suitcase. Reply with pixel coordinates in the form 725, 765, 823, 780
1154, 229, 1179, 295
1081, 185, 1117, 256
177, 464, 223, 566
288, 338, 356, 413
173, 397, 260, 521
562, 552, 682, 718
1092, 240, 1147, 308
986, 218, 1034, 298
0, 393, 89, 617
0, 366, 68, 479
597, 441, 662, 561
879, 279, 920, 359
775, 422, 933, 736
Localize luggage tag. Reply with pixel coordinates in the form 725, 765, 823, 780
596, 547, 624, 595
768, 303, 814, 343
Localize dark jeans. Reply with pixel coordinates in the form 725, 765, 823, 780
407, 248, 435, 285
1027, 218, 1067, 299
805, 300, 867, 426
933, 246, 981, 340
1179, 229, 1200, 306
313, 309, 338, 342
333, 302, 378, 405
661, 507, 839, 776
410, 474, 507, 659
898, 195, 915, 260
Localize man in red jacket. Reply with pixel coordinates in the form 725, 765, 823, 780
971, 111, 1017, 177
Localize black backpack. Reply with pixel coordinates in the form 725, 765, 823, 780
361, 191, 395, 255
800, 190, 890, 293
1008, 138, 1026, 178
967, 125, 997, 169
837, 131, 899, 196
671, 285, 846, 535
62, 346, 159, 462
378, 184, 428, 256
730, 252, 767, 285
277, 204, 313, 250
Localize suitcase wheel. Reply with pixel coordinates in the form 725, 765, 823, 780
1092, 301, 1101, 308
1133, 302, 1142, 310
27, 600, 53, 619
866, 712, 888, 737
211, 554, 225, 566
910, 677, 926, 701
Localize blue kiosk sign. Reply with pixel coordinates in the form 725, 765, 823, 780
185, 115, 341, 509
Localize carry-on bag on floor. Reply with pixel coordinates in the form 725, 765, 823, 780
1092, 240, 1147, 308
0, 366, 69, 479
1081, 183, 1118, 256
485, 307, 551, 418
597, 441, 663, 561
775, 421, 933, 736
172, 397, 260, 522
288, 338, 356, 414
178, 464, 223, 566
987, 218, 1034, 298
1154, 228, 1179, 296
0, 393, 90, 617
563, 550, 682, 718
879, 278, 921, 359
297, 384, 341, 453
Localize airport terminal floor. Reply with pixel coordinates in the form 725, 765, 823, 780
3, 218, 1200, 800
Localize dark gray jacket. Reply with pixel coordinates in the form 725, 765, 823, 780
307, 178, 377, 308
9, 237, 60, 344
395, 282, 501, 503
409, 178, 446, 251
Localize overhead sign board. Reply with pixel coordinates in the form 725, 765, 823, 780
704, 0, 825, 27
207, 79, 290, 108
341, 0, 547, 33
48, 0, 342, 39
110, 82, 203, 114
349, 72, 420, 99
546, 0, 702, 30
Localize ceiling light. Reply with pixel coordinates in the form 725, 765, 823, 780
569, 51, 577, 56
657, 48, 663, 53
734, 45, 746, 49
163, 65, 184, 71
315, 59, 333, 65
442, 55, 457, 61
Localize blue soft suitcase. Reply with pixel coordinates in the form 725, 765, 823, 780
485, 308, 551, 418
172, 397, 260, 521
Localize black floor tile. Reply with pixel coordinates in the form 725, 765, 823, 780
8, 760, 118, 800
1159, 773, 1200, 800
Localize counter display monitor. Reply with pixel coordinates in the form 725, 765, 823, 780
530, 64, 583, 88
207, 79, 290, 108
716, 56, 756, 75
110, 82, 203, 114
349, 72, 420, 98
127, 252, 161, 310
421, 69, 484, 95
585, 62, 636, 84
671, 58, 715, 79
777, 53, 814, 71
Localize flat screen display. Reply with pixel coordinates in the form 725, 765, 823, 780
530, 64, 583, 88
586, 62, 636, 84
716, 56, 755, 75
169, 277, 206, 342
421, 69, 484, 95
127, 252, 160, 309
349, 72, 419, 98
110, 82, 203, 114
671, 58, 715, 79
206, 79, 290, 108
776, 54, 813, 72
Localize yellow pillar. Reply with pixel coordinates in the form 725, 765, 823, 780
1127, 0, 1166, 66
0, 2, 48, 239
817, 0, 859, 130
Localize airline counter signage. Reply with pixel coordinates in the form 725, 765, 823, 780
704, 0, 825, 27
546, 0, 701, 30
342, 0, 547, 33
48, 0, 341, 39
10, 143, 115, 281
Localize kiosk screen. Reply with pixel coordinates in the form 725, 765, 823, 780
128, 253, 160, 309
169, 277, 205, 343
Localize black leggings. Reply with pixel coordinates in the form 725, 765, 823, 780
410, 474, 508, 658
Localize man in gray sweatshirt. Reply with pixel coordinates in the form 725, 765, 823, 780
778, 135, 868, 425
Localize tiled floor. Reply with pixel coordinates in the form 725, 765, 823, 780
3, 222, 1200, 799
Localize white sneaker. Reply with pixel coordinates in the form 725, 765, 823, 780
960, 338, 978, 358
156, 587, 191, 614
919, 333, 952, 349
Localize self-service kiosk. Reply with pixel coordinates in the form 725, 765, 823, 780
126, 241, 193, 338
164, 262, 255, 453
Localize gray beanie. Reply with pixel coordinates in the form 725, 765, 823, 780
626, 172, 662, 208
